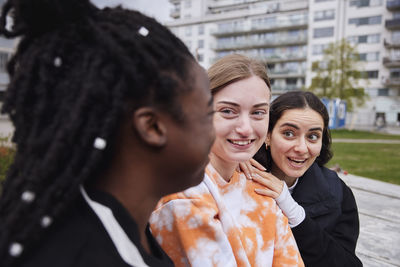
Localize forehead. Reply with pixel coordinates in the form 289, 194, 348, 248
278, 108, 324, 128
214, 75, 270, 103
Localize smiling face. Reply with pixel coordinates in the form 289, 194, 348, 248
268, 108, 324, 183
210, 75, 270, 169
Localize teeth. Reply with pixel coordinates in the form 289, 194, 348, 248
231, 140, 251, 145
290, 158, 306, 163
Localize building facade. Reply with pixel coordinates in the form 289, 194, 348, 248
167, 0, 400, 127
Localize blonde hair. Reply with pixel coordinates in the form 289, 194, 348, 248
207, 54, 270, 94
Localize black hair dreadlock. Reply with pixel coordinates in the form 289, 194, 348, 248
0, 0, 195, 265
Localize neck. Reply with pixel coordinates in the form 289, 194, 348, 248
209, 152, 238, 182
95, 163, 158, 254
271, 164, 298, 187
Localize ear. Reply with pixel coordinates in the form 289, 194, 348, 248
132, 107, 167, 147
265, 133, 271, 146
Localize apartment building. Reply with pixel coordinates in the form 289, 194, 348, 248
167, 0, 400, 126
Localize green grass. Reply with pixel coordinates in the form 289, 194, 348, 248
331, 129, 400, 140
0, 136, 15, 192
329, 143, 400, 185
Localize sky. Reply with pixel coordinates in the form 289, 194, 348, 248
91, 0, 172, 23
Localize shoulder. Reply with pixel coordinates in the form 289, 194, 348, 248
21, 195, 128, 267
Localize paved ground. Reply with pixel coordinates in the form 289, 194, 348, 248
340, 173, 400, 267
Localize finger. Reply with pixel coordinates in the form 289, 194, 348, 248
253, 168, 280, 182
239, 162, 252, 180
250, 158, 266, 171
252, 174, 282, 193
254, 188, 279, 199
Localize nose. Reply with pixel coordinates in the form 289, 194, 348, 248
235, 115, 252, 137
294, 137, 307, 154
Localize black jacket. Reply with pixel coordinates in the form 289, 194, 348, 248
291, 163, 362, 267
18, 189, 174, 267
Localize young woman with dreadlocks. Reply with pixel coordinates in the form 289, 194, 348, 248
0, 0, 215, 266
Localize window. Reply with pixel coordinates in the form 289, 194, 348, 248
286, 78, 297, 85
312, 44, 329, 55
0, 51, 10, 73
390, 69, 400, 79
378, 88, 389, 96
198, 39, 204, 49
314, 9, 335, 21
185, 26, 192, 36
358, 52, 379, 61
394, 12, 400, 19
350, 0, 382, 7
393, 31, 400, 44
313, 27, 334, 38
348, 34, 380, 44
197, 53, 204, 62
391, 49, 400, 60
198, 25, 204, 35
184, 0, 191, 8
361, 70, 379, 79
349, 16, 382, 26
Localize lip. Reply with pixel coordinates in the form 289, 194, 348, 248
286, 157, 308, 169
227, 139, 255, 150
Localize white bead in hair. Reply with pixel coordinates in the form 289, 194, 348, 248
21, 191, 35, 203
40, 216, 53, 228
54, 57, 62, 67
93, 137, 106, 150
138, 26, 149, 37
9, 242, 23, 257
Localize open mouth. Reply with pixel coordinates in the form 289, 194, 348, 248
228, 139, 255, 146
288, 157, 307, 164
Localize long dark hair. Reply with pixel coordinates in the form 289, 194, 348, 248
254, 91, 332, 170
0, 0, 195, 265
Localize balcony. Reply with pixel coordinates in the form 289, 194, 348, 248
384, 38, 400, 48
212, 16, 308, 37
385, 18, 400, 30
271, 85, 302, 95
383, 77, 400, 88
387, 0, 400, 11
383, 57, 400, 68
269, 68, 306, 79
214, 35, 307, 50
214, 51, 307, 64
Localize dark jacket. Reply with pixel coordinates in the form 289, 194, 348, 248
291, 163, 362, 267
19, 189, 173, 267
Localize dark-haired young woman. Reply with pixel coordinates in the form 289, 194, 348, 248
0, 0, 215, 266
244, 91, 362, 266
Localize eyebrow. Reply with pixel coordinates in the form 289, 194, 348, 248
280, 123, 323, 132
216, 101, 269, 108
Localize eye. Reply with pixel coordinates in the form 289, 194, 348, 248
308, 133, 320, 141
250, 109, 267, 120
218, 108, 237, 118
283, 130, 294, 138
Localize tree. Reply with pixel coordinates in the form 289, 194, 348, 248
306, 39, 368, 111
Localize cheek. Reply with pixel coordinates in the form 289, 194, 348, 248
213, 116, 233, 138
270, 140, 288, 160
253, 120, 269, 139
310, 143, 323, 157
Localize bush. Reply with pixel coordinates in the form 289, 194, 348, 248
0, 136, 15, 193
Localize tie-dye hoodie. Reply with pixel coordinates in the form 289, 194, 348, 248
150, 163, 304, 267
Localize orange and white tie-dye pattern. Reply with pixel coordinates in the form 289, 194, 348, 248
150, 163, 304, 267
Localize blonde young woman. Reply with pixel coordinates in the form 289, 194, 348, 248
150, 54, 304, 267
